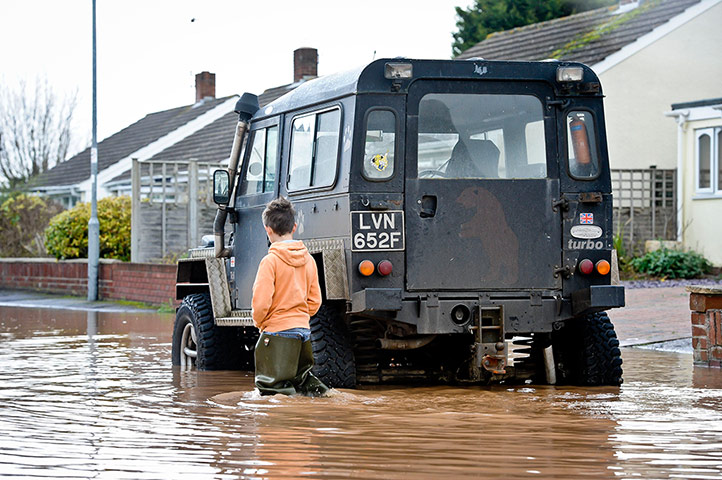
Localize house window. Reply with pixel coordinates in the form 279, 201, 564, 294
695, 127, 722, 195
240, 125, 279, 195
287, 108, 340, 191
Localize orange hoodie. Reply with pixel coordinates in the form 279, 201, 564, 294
251, 240, 322, 332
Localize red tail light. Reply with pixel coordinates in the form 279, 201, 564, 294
377, 260, 393, 276
579, 259, 594, 275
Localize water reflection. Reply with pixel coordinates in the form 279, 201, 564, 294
0, 306, 721, 478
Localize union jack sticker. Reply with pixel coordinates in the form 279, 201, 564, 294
580, 213, 594, 224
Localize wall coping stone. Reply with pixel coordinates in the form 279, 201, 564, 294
686, 285, 722, 295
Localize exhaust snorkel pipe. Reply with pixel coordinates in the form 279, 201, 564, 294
215, 92, 259, 257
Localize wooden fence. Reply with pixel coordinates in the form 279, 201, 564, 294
130, 159, 225, 263
130, 162, 676, 261
611, 168, 677, 255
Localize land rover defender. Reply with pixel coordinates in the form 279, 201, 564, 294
171, 58, 625, 387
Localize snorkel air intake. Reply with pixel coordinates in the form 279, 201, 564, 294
214, 92, 259, 257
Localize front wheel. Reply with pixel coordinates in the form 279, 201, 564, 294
172, 293, 249, 370
554, 311, 623, 386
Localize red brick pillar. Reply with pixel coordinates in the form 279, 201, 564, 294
687, 285, 722, 367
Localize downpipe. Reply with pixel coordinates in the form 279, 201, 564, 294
215, 93, 259, 258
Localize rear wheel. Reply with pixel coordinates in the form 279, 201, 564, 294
310, 303, 356, 388
554, 312, 623, 386
172, 293, 250, 370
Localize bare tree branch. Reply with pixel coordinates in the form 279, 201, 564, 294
0, 76, 77, 190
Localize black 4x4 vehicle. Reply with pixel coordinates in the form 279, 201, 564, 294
171, 58, 625, 387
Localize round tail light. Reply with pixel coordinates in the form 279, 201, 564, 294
596, 259, 611, 275
358, 260, 375, 276
579, 259, 594, 275
377, 260, 393, 276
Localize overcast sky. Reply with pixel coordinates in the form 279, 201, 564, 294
0, 0, 469, 154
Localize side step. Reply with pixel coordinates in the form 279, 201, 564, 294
215, 310, 254, 327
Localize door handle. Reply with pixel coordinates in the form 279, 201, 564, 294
419, 195, 437, 218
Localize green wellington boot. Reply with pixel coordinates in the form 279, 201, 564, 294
254, 333, 303, 396
293, 340, 330, 397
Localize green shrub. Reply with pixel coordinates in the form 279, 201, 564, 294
0, 193, 63, 257
630, 248, 712, 279
45, 196, 131, 261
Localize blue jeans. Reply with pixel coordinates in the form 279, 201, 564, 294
264, 327, 311, 342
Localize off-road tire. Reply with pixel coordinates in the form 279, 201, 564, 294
310, 303, 356, 388
554, 311, 623, 386
172, 293, 247, 370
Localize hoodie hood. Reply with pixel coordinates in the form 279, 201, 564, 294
268, 241, 310, 267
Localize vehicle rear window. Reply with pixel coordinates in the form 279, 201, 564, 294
417, 94, 547, 179
363, 110, 396, 180
566, 111, 600, 179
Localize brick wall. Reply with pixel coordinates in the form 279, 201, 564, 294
0, 259, 176, 306
688, 285, 722, 367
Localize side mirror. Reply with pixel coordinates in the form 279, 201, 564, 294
212, 170, 231, 205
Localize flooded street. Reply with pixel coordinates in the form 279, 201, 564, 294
1, 306, 722, 479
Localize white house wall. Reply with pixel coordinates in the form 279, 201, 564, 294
681, 116, 722, 266
597, 0, 722, 170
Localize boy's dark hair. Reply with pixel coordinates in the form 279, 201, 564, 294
262, 197, 296, 235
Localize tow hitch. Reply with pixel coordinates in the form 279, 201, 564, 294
470, 306, 508, 377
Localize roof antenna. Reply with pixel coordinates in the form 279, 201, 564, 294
372, 50, 377, 60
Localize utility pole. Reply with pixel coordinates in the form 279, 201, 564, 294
88, 0, 100, 301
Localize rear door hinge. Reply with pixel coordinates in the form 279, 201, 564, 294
552, 195, 569, 212
554, 265, 572, 278
546, 98, 571, 111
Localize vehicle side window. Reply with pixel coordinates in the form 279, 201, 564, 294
363, 110, 396, 180
288, 109, 340, 190
240, 125, 279, 195
567, 111, 600, 179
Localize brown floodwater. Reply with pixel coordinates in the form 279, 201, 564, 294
1, 306, 722, 479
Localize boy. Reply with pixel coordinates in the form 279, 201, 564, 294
251, 197, 329, 396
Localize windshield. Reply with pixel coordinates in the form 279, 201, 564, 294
417, 93, 547, 179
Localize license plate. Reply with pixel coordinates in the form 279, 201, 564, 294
351, 210, 405, 252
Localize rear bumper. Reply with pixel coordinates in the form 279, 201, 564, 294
349, 285, 625, 334
571, 285, 625, 316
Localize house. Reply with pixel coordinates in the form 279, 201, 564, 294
32, 48, 320, 207
456, 0, 722, 172
457, 0, 722, 253
29, 72, 238, 208
667, 98, 722, 265
34, 48, 319, 262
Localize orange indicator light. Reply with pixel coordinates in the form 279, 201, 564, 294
358, 260, 375, 276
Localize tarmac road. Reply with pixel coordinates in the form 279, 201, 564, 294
607, 285, 692, 347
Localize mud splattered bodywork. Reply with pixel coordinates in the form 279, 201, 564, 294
175, 59, 624, 386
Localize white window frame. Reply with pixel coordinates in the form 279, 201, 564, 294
694, 127, 722, 197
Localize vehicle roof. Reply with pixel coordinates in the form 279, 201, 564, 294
252, 58, 599, 121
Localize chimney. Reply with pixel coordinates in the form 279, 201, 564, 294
294, 48, 318, 83
195, 71, 215, 102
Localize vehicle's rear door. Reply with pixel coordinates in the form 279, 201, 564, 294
405, 80, 561, 291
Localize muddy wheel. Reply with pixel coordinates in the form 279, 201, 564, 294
310, 302, 356, 388
554, 311, 623, 386
172, 293, 243, 370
